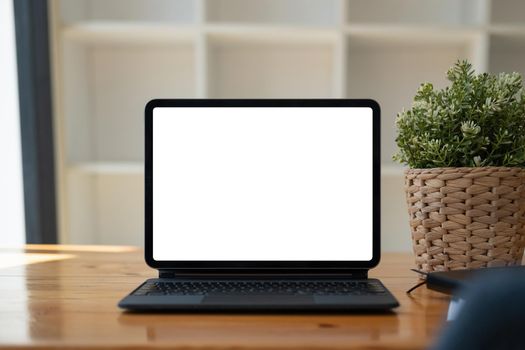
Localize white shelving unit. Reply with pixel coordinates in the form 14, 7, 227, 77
49, 0, 525, 251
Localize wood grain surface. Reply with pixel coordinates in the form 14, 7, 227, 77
0, 245, 452, 349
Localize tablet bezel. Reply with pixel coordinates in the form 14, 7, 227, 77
145, 99, 381, 271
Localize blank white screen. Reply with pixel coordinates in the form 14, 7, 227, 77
153, 107, 373, 261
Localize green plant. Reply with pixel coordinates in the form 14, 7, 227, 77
393, 60, 525, 168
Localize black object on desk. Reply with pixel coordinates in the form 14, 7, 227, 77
432, 267, 525, 350
407, 266, 525, 295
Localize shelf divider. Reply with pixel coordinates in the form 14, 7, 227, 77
69, 161, 144, 175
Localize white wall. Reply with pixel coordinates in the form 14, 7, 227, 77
0, 0, 25, 247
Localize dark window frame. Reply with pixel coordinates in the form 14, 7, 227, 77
14, 0, 58, 244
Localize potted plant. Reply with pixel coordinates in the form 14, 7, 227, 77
393, 60, 525, 272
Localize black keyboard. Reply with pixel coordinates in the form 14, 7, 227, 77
133, 280, 387, 296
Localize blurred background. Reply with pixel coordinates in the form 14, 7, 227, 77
2, 0, 525, 251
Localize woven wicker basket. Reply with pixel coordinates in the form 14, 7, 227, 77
405, 167, 525, 273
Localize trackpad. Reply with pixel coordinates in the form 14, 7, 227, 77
202, 294, 314, 305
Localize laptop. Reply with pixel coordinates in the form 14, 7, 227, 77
118, 99, 399, 311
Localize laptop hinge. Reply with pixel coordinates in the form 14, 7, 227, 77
158, 269, 368, 279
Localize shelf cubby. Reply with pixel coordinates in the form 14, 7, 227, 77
208, 39, 335, 98
94, 174, 144, 245
347, 0, 485, 26
59, 0, 196, 24
62, 41, 196, 163
490, 0, 525, 25
206, 0, 338, 26
67, 172, 143, 245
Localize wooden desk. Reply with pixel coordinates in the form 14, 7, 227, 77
0, 245, 451, 349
